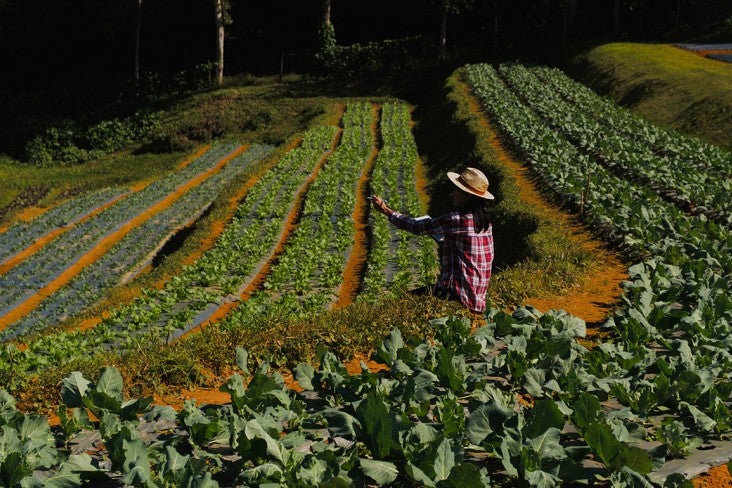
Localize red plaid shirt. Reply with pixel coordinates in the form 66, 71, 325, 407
388, 210, 493, 313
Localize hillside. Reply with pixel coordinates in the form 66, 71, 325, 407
570, 42, 732, 150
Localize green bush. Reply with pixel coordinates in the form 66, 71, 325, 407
23, 110, 163, 166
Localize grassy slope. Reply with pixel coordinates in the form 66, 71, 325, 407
0, 79, 335, 226
570, 43, 732, 150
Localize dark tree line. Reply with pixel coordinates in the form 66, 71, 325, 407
0, 0, 730, 91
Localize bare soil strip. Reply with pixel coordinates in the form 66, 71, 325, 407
177, 126, 345, 340
0, 193, 130, 275
334, 104, 381, 308
0, 146, 246, 330
460, 82, 628, 326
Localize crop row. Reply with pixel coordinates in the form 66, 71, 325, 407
464, 62, 731, 474
221, 102, 377, 322
533, 65, 731, 176
0, 126, 341, 383
0, 145, 274, 341
361, 102, 438, 299
497, 62, 730, 222
0, 187, 129, 265
0, 144, 240, 321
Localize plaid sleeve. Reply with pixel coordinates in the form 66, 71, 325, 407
387, 212, 445, 236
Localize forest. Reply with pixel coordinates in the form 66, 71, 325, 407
1, 0, 731, 91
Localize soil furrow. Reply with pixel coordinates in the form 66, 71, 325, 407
334, 103, 381, 308
0, 146, 246, 330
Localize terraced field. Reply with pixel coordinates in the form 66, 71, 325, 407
0, 69, 730, 487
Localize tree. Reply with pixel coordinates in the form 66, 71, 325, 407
613, 0, 622, 37
213, 0, 232, 86
436, 0, 474, 59
134, 0, 142, 83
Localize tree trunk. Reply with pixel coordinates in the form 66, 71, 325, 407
214, 0, 225, 86
613, 0, 622, 37
439, 1, 448, 59
322, 0, 331, 26
134, 0, 142, 83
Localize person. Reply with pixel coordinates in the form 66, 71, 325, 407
370, 167, 495, 314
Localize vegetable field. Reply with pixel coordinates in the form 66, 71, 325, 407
0, 66, 731, 488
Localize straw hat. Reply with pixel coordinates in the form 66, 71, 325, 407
447, 167, 494, 200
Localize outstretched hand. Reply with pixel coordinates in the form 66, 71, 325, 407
370, 195, 391, 216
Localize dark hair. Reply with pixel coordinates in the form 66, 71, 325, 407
462, 194, 492, 233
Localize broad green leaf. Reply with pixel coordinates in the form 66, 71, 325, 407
95, 367, 124, 403
20, 472, 81, 488
60, 372, 91, 409
120, 438, 152, 486
244, 419, 284, 463
294, 363, 315, 391
524, 368, 546, 397
239, 463, 283, 484
143, 405, 177, 422
82, 390, 122, 416
320, 477, 352, 488
436, 348, 463, 391
321, 408, 360, 439
466, 402, 513, 445
163, 445, 190, 474
376, 329, 404, 365
59, 453, 100, 474
411, 369, 439, 403
527, 428, 565, 463
405, 462, 436, 487
220, 374, 246, 412
663, 473, 693, 488
433, 438, 455, 481
524, 399, 565, 439
583, 422, 622, 468
437, 393, 464, 437
441, 463, 486, 487
572, 393, 601, 431
297, 456, 329, 485
0, 452, 31, 487
525, 469, 562, 488
18, 414, 53, 451
683, 403, 717, 434
355, 392, 400, 457
617, 446, 653, 474
235, 347, 249, 375
360, 459, 398, 485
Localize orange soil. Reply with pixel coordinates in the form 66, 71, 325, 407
149, 352, 389, 413
693, 464, 732, 487
0, 192, 130, 275
0, 146, 246, 330
462, 82, 627, 327
177, 128, 344, 340
177, 145, 212, 170
335, 104, 380, 308
13, 206, 49, 223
